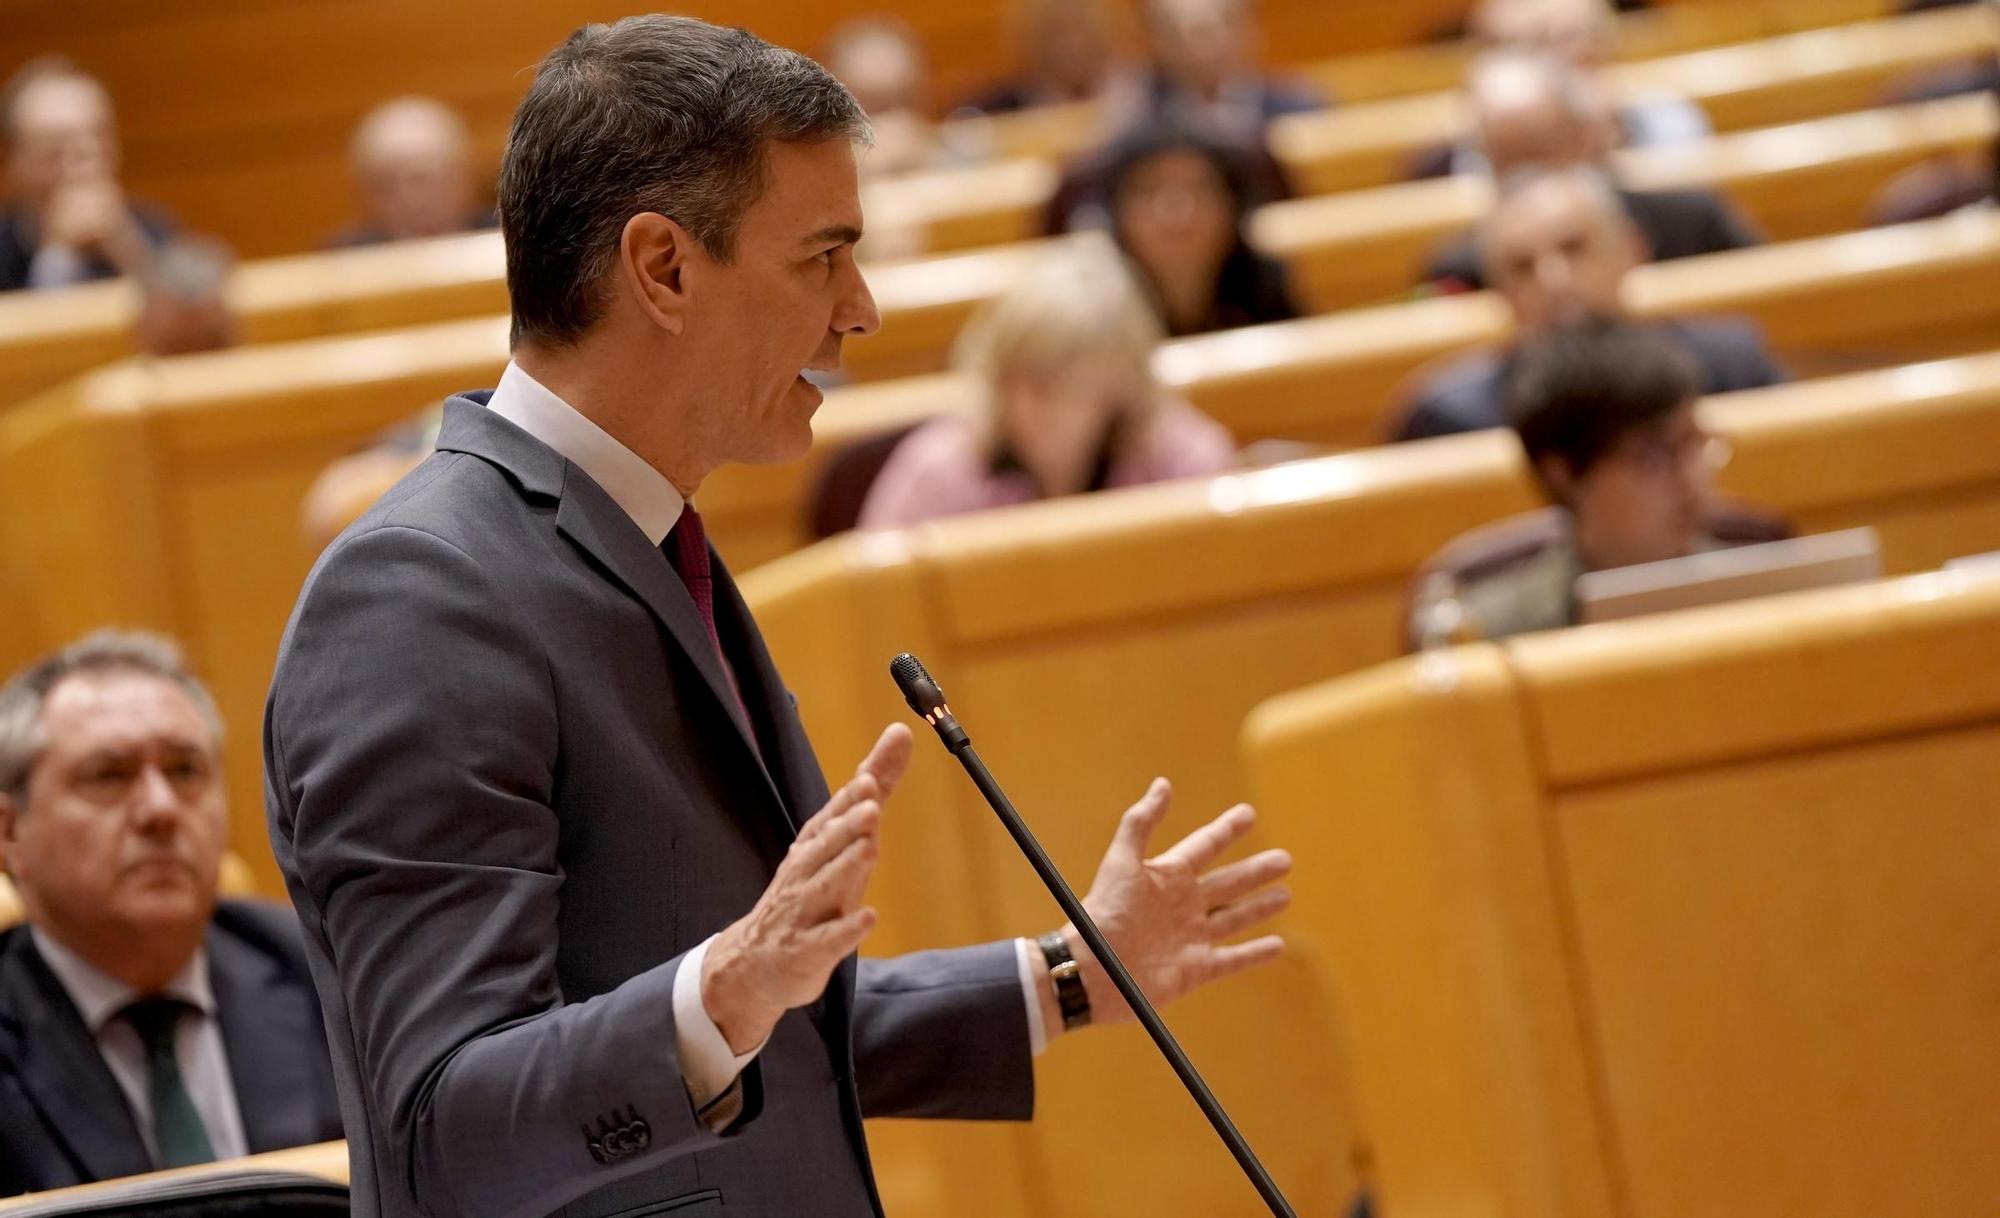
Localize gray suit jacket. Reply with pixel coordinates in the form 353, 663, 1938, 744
264, 395, 1034, 1218
0, 901, 344, 1197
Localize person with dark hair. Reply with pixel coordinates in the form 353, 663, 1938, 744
0, 57, 174, 292
1100, 123, 1300, 336
266, 16, 1295, 1218
0, 631, 342, 1197
1393, 165, 1785, 442
1419, 51, 1757, 292
1407, 319, 1789, 641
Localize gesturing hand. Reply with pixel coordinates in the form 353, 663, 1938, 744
702, 724, 913, 1053
1059, 778, 1293, 1027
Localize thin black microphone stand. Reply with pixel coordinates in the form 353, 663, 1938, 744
891, 654, 1297, 1217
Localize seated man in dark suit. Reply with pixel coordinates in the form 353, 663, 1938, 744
0, 57, 174, 292
0, 631, 342, 1197
1421, 51, 1759, 293
325, 97, 496, 249
1407, 319, 1789, 643
1117, 0, 1328, 143
1393, 163, 1786, 442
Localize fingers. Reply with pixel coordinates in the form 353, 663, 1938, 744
854, 723, 914, 801
1205, 885, 1291, 941
1203, 934, 1285, 983
787, 796, 881, 876
1158, 803, 1256, 872
1108, 777, 1173, 865
805, 904, 877, 955
1198, 848, 1294, 908
801, 827, 880, 917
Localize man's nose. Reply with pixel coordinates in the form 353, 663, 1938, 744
130, 766, 183, 831
835, 261, 881, 339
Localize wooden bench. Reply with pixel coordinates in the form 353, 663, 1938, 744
1251, 91, 1999, 311
7, 343, 1998, 1216
733, 347, 2000, 1218
1244, 566, 2000, 1216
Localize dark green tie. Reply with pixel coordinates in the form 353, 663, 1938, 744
120, 996, 217, 1169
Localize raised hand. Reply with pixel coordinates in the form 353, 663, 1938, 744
701, 724, 912, 1052
1059, 778, 1292, 1027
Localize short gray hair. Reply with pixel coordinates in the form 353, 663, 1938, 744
499, 15, 870, 347
0, 630, 223, 803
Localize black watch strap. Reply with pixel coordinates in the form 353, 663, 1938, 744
1036, 931, 1091, 1031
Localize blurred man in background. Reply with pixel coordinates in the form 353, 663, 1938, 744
1407, 319, 1787, 641
1395, 165, 1784, 441
960, 0, 1124, 114
1422, 51, 1758, 291
1115, 0, 1327, 143
328, 96, 493, 248
820, 17, 950, 178
0, 57, 173, 292
1470, 0, 1708, 149
0, 631, 342, 1197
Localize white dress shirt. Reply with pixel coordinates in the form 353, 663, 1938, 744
30, 928, 249, 1165
483, 363, 1053, 1118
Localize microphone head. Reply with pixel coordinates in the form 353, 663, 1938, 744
889, 652, 947, 716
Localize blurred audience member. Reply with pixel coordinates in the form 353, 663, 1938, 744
0, 631, 342, 1196
1111, 0, 1328, 145
1423, 52, 1758, 292
1869, 81, 1998, 225
858, 251, 1235, 528
328, 96, 493, 248
1408, 320, 1787, 642
822, 17, 949, 178
299, 409, 440, 549
961, 0, 1124, 113
1470, 0, 1708, 150
0, 57, 172, 292
134, 236, 236, 357
1104, 124, 1299, 336
1395, 166, 1784, 441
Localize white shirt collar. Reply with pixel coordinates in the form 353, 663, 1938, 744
486, 360, 687, 546
30, 926, 215, 1034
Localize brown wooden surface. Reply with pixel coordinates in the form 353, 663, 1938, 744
1246, 568, 2000, 1216
0, 0, 1474, 259
0, 1141, 348, 1211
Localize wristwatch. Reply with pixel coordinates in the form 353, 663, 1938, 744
1036, 931, 1092, 1031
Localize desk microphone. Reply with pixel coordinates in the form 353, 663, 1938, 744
889, 652, 1297, 1218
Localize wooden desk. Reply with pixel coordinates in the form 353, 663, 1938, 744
1245, 568, 2000, 1217
1272, 5, 1999, 198
0, 1142, 348, 1212
1252, 92, 1999, 311
739, 347, 2000, 1218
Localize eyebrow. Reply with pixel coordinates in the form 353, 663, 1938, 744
804, 224, 863, 248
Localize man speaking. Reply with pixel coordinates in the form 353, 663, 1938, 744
265, 16, 1292, 1218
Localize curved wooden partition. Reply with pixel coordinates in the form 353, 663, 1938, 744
1243, 568, 2000, 1218
736, 349, 2000, 1218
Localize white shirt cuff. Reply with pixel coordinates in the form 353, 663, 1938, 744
673, 935, 766, 1113
1014, 936, 1048, 1056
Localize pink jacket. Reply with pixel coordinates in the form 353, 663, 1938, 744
857, 401, 1237, 529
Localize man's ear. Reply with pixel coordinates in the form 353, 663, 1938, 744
619, 212, 692, 337
1536, 453, 1579, 506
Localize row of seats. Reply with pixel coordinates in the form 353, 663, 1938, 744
6, 315, 1992, 1161
4, 5, 1982, 408
727, 351, 2000, 1218
1246, 566, 2000, 1216
4, 208, 1996, 888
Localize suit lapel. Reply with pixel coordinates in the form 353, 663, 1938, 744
436, 395, 788, 831
0, 933, 153, 1182
712, 557, 831, 831
207, 926, 323, 1154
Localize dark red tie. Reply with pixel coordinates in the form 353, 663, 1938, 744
665, 509, 756, 735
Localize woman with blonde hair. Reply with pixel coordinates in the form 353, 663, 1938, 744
856, 250, 1237, 528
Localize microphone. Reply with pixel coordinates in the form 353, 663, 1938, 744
887, 653, 1297, 1218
